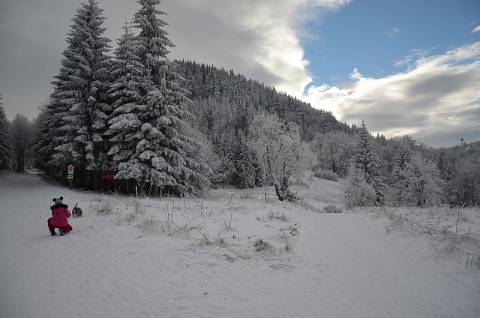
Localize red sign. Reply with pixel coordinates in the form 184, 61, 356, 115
67, 165, 74, 175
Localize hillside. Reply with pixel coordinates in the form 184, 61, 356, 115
1, 171, 479, 318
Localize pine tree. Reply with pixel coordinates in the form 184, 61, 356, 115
0, 95, 12, 170
354, 120, 385, 205
49, 0, 111, 187
133, 0, 173, 86
392, 143, 412, 179
395, 153, 444, 207
115, 0, 210, 196
234, 135, 255, 189
32, 103, 52, 173
106, 23, 151, 172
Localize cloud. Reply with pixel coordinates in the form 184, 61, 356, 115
166, 0, 350, 97
0, 0, 349, 120
385, 27, 400, 37
472, 25, 480, 33
303, 42, 480, 147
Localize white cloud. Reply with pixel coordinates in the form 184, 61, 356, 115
165, 0, 350, 99
472, 25, 480, 33
303, 42, 480, 147
385, 27, 400, 37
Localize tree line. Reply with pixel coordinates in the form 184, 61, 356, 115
0, 0, 478, 206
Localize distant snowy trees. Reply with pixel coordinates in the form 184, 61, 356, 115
24, 0, 477, 204
10, 115, 34, 173
0, 95, 11, 170
392, 153, 444, 207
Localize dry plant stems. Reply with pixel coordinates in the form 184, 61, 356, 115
382, 205, 480, 266
456, 203, 467, 234
97, 200, 114, 215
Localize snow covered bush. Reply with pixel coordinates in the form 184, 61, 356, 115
344, 166, 377, 208
97, 200, 114, 215
323, 204, 343, 213
314, 168, 339, 182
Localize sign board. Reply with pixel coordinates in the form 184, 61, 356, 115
67, 165, 74, 175
67, 174, 74, 180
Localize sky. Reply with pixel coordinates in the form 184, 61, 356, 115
0, 0, 479, 148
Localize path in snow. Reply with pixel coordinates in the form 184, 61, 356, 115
0, 172, 479, 318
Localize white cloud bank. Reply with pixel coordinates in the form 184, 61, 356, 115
1, 0, 478, 147
166, 0, 350, 98
303, 42, 480, 147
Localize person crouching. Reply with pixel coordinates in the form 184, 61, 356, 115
48, 197, 73, 236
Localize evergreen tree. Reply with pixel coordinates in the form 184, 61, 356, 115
49, 0, 111, 188
133, 0, 173, 86
234, 135, 255, 189
0, 95, 12, 170
344, 165, 377, 208
354, 121, 385, 205
106, 23, 150, 172
392, 142, 412, 180
395, 153, 444, 207
114, 0, 210, 196
32, 103, 52, 173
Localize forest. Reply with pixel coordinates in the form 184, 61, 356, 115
0, 0, 478, 207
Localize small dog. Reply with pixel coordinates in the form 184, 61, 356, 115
72, 206, 83, 218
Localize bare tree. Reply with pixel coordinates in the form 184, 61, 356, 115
250, 113, 309, 201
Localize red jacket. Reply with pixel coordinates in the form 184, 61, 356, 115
50, 204, 71, 228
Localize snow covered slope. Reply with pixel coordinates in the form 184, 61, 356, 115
0, 171, 479, 318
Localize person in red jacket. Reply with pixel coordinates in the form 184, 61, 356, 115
48, 197, 72, 236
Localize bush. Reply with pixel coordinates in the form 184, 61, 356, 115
314, 168, 339, 182
344, 167, 376, 208
323, 204, 343, 213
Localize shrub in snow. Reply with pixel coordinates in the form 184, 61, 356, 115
97, 200, 114, 215
268, 211, 288, 222
344, 166, 376, 208
323, 204, 343, 213
253, 239, 275, 253
314, 168, 339, 182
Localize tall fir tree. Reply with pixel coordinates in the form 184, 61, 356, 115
354, 120, 385, 205
113, 0, 210, 196
0, 94, 12, 170
234, 135, 256, 189
106, 23, 151, 172
392, 142, 412, 180
48, 0, 111, 187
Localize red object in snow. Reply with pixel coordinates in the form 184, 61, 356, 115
100, 171, 118, 192
100, 171, 117, 180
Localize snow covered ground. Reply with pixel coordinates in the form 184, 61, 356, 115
1, 171, 479, 318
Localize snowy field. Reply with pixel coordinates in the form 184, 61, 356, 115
1, 171, 479, 318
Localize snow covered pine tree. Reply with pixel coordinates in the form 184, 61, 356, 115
46, 0, 111, 189
109, 0, 210, 196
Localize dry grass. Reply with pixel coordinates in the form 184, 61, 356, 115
253, 239, 275, 253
